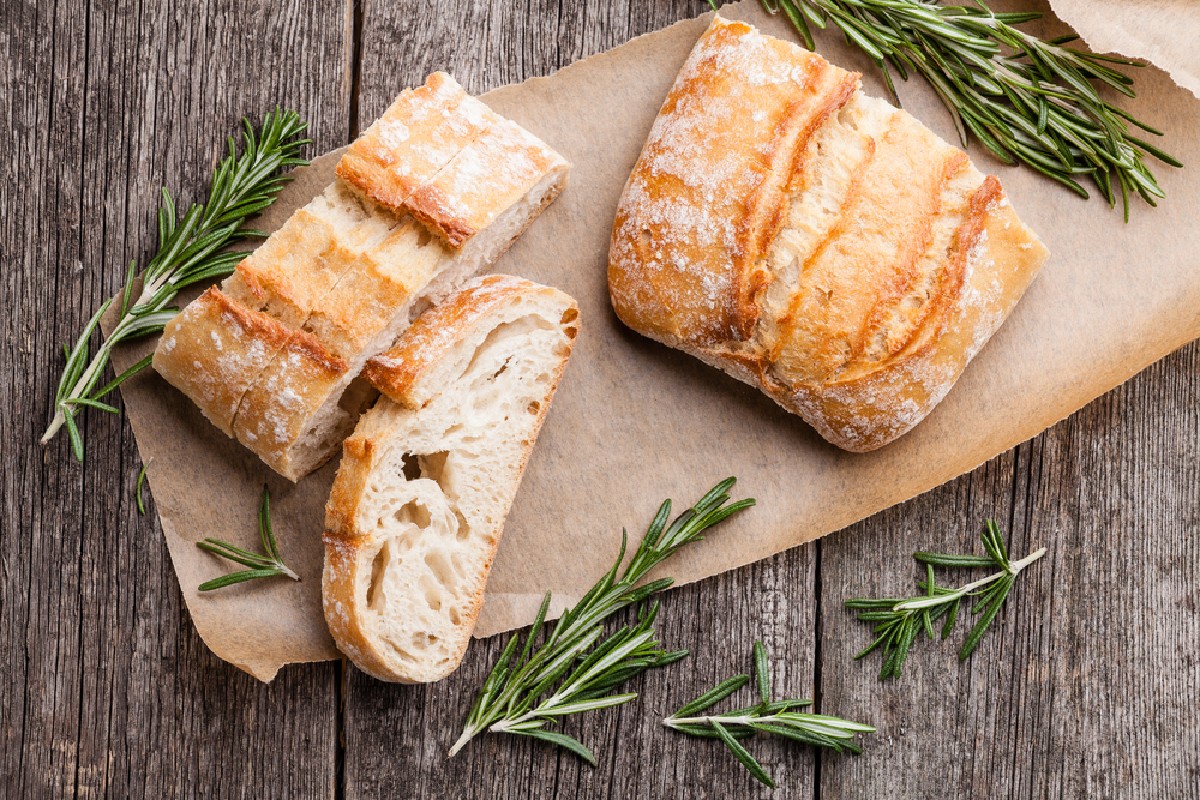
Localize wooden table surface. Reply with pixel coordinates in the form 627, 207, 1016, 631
4, 1, 1198, 797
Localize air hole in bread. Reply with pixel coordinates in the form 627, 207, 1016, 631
424, 548, 456, 586
453, 509, 471, 541
394, 500, 432, 528
417, 451, 449, 485
560, 307, 579, 325
400, 453, 422, 481
416, 226, 433, 247
421, 575, 444, 611
367, 542, 391, 610
527, 400, 540, 415
564, 326, 578, 340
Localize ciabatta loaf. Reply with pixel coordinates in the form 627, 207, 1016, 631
323, 275, 578, 682
608, 16, 1049, 451
153, 73, 569, 480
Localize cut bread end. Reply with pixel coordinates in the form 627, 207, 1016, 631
323, 275, 579, 682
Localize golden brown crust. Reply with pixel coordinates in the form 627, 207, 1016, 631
403, 117, 570, 248
152, 287, 296, 434
607, 16, 860, 347
362, 274, 571, 405
335, 72, 492, 215
776, 180, 1045, 450
607, 15, 1049, 451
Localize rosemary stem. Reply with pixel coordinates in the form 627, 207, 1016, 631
664, 714, 758, 727
447, 727, 478, 758
895, 545, 1045, 611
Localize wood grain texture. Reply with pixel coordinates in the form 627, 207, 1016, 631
3, 0, 1199, 798
0, 1, 350, 798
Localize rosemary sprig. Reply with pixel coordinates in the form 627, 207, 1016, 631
450, 478, 755, 763
41, 110, 311, 460
845, 519, 1045, 679
747, 0, 1180, 217
664, 641, 874, 788
135, 459, 152, 516
196, 486, 300, 591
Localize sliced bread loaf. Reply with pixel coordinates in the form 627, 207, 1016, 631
153, 73, 570, 480
323, 275, 578, 682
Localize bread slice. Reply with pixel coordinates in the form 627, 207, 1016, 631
608, 16, 1048, 451
154, 73, 570, 480
323, 275, 579, 682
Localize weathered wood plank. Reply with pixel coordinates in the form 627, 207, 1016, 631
1, 1, 350, 797
819, 343, 1200, 799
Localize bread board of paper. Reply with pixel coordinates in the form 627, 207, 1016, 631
108, 0, 1200, 681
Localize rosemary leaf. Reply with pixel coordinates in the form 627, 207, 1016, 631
41, 109, 310, 460
135, 459, 151, 516
450, 478, 755, 762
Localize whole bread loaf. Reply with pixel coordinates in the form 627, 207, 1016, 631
608, 16, 1049, 451
153, 73, 569, 479
323, 275, 579, 682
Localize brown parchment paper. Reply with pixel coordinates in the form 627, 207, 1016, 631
1050, 0, 1200, 98
109, 0, 1200, 682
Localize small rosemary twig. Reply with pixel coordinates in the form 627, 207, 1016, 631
451, 478, 755, 763
665, 641, 874, 788
196, 486, 300, 591
135, 459, 152, 516
845, 519, 1045, 679
41, 110, 310, 460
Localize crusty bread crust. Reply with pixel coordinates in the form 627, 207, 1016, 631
335, 72, 493, 215
323, 276, 579, 682
404, 116, 570, 248
608, 16, 860, 346
608, 16, 1048, 451
152, 287, 296, 434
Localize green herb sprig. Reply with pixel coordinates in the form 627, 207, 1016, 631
664, 641, 874, 788
450, 478, 755, 763
846, 519, 1045, 679
41, 110, 311, 460
744, 0, 1180, 217
196, 486, 300, 591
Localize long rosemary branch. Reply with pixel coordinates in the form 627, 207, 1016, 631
41, 110, 310, 460
747, 0, 1180, 216
450, 478, 755, 763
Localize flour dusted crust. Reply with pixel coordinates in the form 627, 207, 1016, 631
608, 16, 1048, 451
404, 115, 570, 247
335, 72, 494, 215
153, 287, 292, 434
323, 276, 579, 682
154, 73, 570, 480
